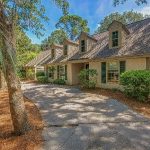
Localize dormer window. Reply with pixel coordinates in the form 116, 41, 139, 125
51, 49, 55, 58
81, 40, 85, 52
112, 31, 119, 47
64, 45, 68, 56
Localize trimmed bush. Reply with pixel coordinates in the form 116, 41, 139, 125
79, 69, 98, 89
120, 70, 150, 102
37, 76, 48, 83
36, 71, 45, 77
53, 79, 66, 85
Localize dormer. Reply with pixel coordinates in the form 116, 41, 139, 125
63, 39, 79, 56
108, 21, 130, 49
51, 43, 63, 59
79, 32, 97, 53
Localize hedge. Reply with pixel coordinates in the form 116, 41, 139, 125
36, 71, 45, 77
53, 79, 66, 85
120, 70, 150, 102
37, 76, 48, 83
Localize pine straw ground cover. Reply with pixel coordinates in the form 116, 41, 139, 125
0, 90, 44, 150
83, 88, 150, 119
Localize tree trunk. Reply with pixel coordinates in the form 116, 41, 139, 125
0, 7, 30, 135
0, 69, 7, 90
1, 37, 31, 135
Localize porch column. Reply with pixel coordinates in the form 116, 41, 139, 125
34, 67, 37, 80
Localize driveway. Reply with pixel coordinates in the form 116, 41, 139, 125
23, 83, 150, 150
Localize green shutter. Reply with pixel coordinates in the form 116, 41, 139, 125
101, 62, 106, 83
120, 61, 126, 75
57, 66, 59, 79
65, 65, 67, 80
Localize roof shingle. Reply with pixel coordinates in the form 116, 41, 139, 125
69, 18, 150, 61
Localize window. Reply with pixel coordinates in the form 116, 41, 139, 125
64, 45, 68, 56
107, 62, 119, 83
48, 67, 54, 79
112, 31, 119, 47
101, 62, 106, 83
81, 40, 85, 52
120, 61, 126, 74
57, 65, 67, 80
51, 49, 55, 58
65, 65, 67, 80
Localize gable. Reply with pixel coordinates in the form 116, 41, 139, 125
79, 32, 97, 52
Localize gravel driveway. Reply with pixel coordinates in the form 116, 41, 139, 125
23, 83, 150, 150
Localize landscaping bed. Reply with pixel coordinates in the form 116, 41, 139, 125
0, 90, 44, 150
84, 88, 150, 119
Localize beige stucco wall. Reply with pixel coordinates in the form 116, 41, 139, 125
89, 61, 101, 87
126, 57, 146, 70
68, 63, 84, 85
89, 57, 147, 89
89, 61, 122, 89
66, 63, 72, 85
146, 57, 150, 70
109, 21, 128, 49
79, 33, 96, 52
87, 38, 96, 51
68, 44, 78, 56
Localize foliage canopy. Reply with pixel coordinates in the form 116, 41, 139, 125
95, 11, 148, 33
56, 15, 90, 41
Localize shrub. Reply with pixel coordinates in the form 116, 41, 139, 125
120, 70, 150, 102
79, 69, 98, 89
17, 69, 26, 79
53, 79, 66, 85
26, 68, 35, 79
37, 76, 48, 83
36, 71, 45, 77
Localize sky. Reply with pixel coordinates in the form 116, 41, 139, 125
26, 0, 150, 44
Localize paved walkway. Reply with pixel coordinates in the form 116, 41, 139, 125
23, 83, 150, 150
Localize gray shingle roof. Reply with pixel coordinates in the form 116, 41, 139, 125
69, 18, 150, 61
25, 50, 51, 67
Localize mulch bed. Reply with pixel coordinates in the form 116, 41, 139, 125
83, 88, 150, 119
0, 90, 44, 150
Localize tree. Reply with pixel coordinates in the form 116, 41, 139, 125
56, 15, 90, 41
113, 0, 147, 6
0, 0, 69, 135
16, 28, 40, 68
95, 11, 147, 33
41, 29, 67, 50
49, 29, 67, 45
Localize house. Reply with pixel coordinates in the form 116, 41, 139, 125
41, 40, 79, 84
66, 18, 150, 89
28, 18, 150, 89
25, 49, 51, 79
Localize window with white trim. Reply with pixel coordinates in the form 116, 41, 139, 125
107, 61, 119, 83
112, 31, 119, 47
81, 40, 85, 52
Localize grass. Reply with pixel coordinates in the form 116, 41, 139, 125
0, 90, 44, 150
